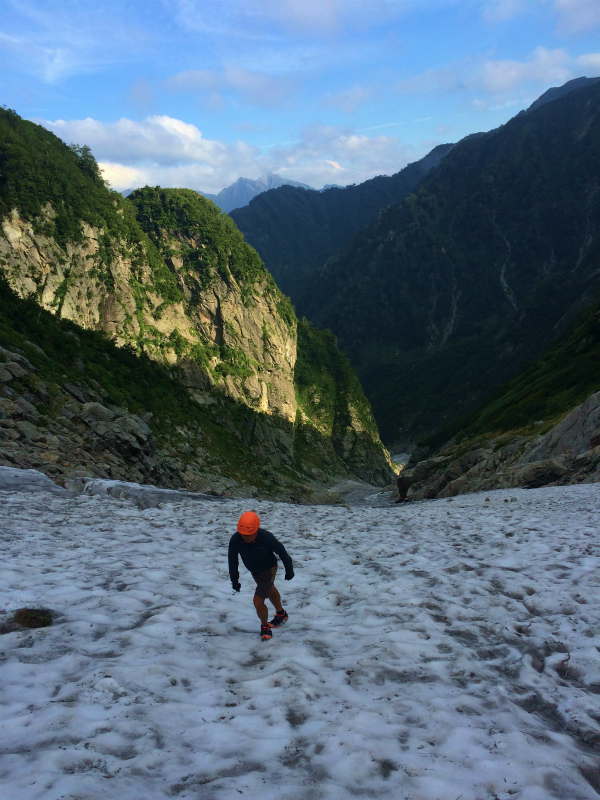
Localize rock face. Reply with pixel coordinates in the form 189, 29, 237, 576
0, 114, 393, 492
0, 345, 163, 488
0, 340, 393, 500
400, 391, 600, 500
0, 201, 297, 423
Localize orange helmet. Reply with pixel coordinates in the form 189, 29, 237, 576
237, 511, 260, 536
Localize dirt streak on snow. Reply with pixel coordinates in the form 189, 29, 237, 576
1, 477, 600, 800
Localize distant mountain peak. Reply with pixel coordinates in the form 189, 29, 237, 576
201, 174, 313, 213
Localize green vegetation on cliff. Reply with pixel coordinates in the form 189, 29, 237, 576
295, 319, 379, 439
425, 289, 600, 449
128, 186, 295, 329
293, 319, 390, 482
0, 107, 160, 270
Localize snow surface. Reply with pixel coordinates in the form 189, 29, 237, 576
72, 477, 225, 509
1, 471, 600, 800
0, 466, 68, 495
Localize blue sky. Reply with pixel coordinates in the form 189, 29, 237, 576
2, 0, 600, 193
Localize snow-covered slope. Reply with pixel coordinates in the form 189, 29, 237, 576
1, 470, 600, 799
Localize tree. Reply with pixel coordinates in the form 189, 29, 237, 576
68, 144, 107, 188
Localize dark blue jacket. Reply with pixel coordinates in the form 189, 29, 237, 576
228, 527, 293, 583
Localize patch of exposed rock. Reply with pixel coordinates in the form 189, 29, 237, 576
0, 343, 234, 495
399, 390, 600, 500
0, 207, 296, 422
0, 343, 391, 502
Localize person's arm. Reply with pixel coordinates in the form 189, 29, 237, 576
228, 536, 241, 588
271, 534, 294, 578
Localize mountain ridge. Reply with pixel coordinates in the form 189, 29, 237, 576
295, 78, 600, 448
0, 107, 393, 495
230, 144, 454, 296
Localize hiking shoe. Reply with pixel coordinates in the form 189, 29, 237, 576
268, 609, 288, 628
260, 625, 273, 641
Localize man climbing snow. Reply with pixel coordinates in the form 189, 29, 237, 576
228, 511, 294, 641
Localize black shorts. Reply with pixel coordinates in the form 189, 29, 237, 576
252, 565, 277, 599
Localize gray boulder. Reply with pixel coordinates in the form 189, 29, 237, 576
78, 402, 157, 458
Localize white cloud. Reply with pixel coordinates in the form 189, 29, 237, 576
40, 115, 418, 192
397, 47, 579, 102
554, 0, 600, 35
99, 162, 141, 189
43, 115, 256, 167
576, 52, 600, 73
479, 47, 571, 93
41, 115, 260, 193
262, 123, 416, 186
164, 62, 296, 108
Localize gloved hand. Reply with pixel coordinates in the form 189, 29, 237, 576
285, 569, 294, 581
232, 581, 241, 592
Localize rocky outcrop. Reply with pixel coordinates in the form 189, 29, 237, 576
0, 341, 251, 495
399, 390, 600, 500
0, 340, 392, 500
77, 402, 157, 459
1, 209, 137, 334
0, 124, 392, 491
0, 344, 168, 488
0, 205, 297, 423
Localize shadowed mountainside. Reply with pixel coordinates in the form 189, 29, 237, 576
296, 79, 600, 448
230, 144, 453, 297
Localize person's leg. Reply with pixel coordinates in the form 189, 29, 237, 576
268, 582, 283, 613
253, 593, 269, 625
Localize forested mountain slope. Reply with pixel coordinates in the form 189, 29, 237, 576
0, 108, 392, 493
431, 288, 600, 448
230, 144, 453, 296
298, 79, 600, 447
396, 287, 600, 500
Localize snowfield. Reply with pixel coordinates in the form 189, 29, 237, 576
1, 469, 600, 800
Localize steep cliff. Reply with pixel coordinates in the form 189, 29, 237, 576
0, 186, 297, 423
0, 107, 393, 492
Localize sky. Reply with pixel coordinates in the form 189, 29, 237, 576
2, 0, 600, 194
2, 468, 600, 799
